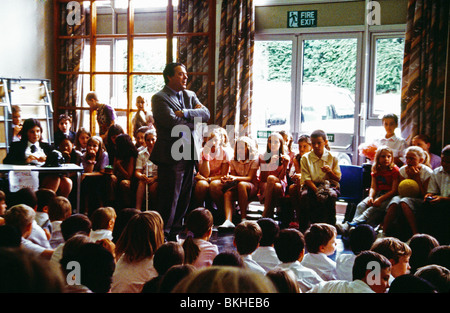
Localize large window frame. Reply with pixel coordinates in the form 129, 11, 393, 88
255, 25, 405, 165
53, 0, 215, 136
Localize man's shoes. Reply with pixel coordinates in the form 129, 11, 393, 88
335, 222, 350, 236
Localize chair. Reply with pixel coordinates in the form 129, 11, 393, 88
338, 165, 365, 222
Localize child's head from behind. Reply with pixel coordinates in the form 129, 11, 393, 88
90, 207, 117, 231
60, 213, 92, 241
274, 228, 305, 263
153, 242, 185, 276
48, 196, 72, 222
381, 113, 398, 136
234, 221, 262, 255
257, 217, 280, 247
4, 204, 35, 236
373, 146, 394, 172
310, 130, 328, 157
408, 233, 440, 272
352, 251, 391, 293
371, 237, 412, 277
304, 223, 337, 255
115, 211, 164, 262
35, 188, 56, 213
297, 134, 312, 157
348, 224, 377, 255
185, 207, 213, 238
57, 114, 72, 133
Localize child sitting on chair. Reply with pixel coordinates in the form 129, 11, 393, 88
298, 130, 341, 231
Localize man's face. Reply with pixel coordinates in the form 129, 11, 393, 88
167, 65, 188, 92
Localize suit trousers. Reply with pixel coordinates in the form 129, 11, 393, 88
156, 159, 195, 237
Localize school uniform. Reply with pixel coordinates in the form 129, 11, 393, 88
90, 229, 113, 242
4, 140, 53, 166
301, 252, 339, 281
190, 238, 219, 269
252, 246, 281, 272
336, 253, 356, 281
241, 254, 267, 275
308, 279, 375, 293
276, 260, 324, 293
111, 255, 158, 293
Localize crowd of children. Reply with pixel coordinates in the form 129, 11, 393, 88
0, 107, 449, 293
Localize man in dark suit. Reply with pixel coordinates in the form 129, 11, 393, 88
150, 63, 210, 240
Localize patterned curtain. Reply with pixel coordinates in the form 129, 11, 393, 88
177, 0, 210, 106
59, 2, 87, 129
215, 0, 254, 135
400, 0, 449, 154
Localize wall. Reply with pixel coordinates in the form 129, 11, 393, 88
0, 0, 53, 79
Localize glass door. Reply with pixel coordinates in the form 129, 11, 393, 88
296, 35, 361, 164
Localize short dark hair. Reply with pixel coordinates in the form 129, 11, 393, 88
257, 218, 280, 247
153, 242, 185, 275
35, 188, 56, 213
274, 228, 305, 263
163, 62, 185, 85
58, 114, 72, 123
352, 250, 391, 281
349, 224, 377, 255
382, 113, 398, 125
310, 129, 327, 141
60, 214, 92, 241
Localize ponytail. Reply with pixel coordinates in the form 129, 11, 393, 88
182, 232, 200, 265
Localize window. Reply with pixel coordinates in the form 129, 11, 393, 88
54, 0, 213, 137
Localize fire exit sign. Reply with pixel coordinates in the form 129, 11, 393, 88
287, 10, 317, 28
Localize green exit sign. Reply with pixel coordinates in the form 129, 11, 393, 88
257, 130, 272, 139
327, 133, 335, 142
287, 10, 317, 28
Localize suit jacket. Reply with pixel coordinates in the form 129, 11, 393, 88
3, 141, 54, 165
150, 86, 210, 165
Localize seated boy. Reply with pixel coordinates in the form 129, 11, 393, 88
54, 114, 76, 149
252, 218, 281, 272
309, 251, 391, 293
372, 113, 408, 167
298, 130, 341, 231
301, 223, 339, 281
4, 204, 54, 259
89, 207, 116, 242
48, 196, 72, 249
34, 188, 56, 235
274, 228, 324, 292
419, 145, 450, 244
371, 236, 412, 285
233, 221, 266, 275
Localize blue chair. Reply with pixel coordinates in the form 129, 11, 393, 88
338, 165, 365, 222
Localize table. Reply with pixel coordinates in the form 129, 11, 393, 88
0, 163, 84, 213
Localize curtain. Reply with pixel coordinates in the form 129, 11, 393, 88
215, 0, 254, 135
59, 2, 86, 130
177, 0, 210, 106
400, 0, 449, 154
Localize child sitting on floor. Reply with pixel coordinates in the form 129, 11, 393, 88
89, 207, 116, 242
301, 223, 338, 281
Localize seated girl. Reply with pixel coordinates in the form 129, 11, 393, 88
288, 134, 312, 227
210, 136, 259, 229
3, 118, 70, 197
193, 129, 231, 209
383, 146, 433, 237
259, 132, 290, 218
74, 127, 91, 154
135, 130, 158, 211
113, 134, 138, 209
80, 136, 110, 215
